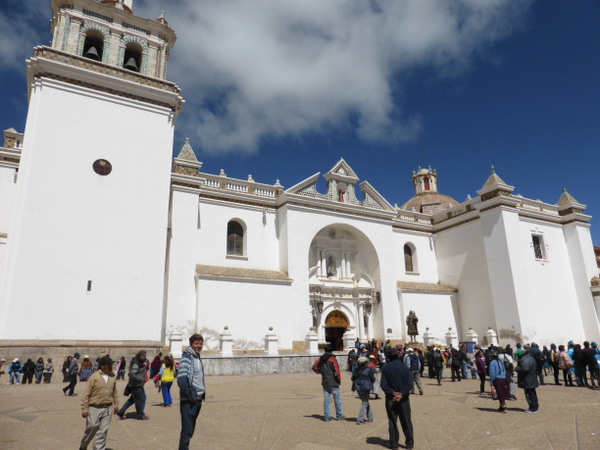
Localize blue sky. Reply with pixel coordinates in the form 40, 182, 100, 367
1, 0, 599, 245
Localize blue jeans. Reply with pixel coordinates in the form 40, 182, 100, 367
162, 382, 173, 406
179, 400, 202, 450
322, 386, 342, 420
357, 390, 373, 422
461, 360, 468, 379
9, 372, 20, 384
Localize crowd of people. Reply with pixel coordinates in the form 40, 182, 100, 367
312, 337, 600, 450
0, 334, 206, 450
2, 335, 600, 450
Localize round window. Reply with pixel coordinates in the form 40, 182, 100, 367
93, 159, 112, 176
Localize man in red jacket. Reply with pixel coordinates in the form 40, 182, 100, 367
312, 344, 344, 422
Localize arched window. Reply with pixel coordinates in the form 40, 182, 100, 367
123, 42, 142, 72
83, 30, 104, 61
423, 177, 430, 191
226, 220, 244, 256
404, 243, 416, 273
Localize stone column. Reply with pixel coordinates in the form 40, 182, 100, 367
366, 308, 374, 340
466, 328, 479, 346
422, 327, 434, 347
219, 326, 234, 356
343, 329, 355, 351
485, 327, 499, 346
357, 303, 365, 339
321, 250, 326, 277
341, 252, 346, 278
317, 248, 323, 276
264, 327, 279, 355
346, 256, 351, 279
305, 329, 319, 355
445, 327, 459, 348
169, 330, 184, 359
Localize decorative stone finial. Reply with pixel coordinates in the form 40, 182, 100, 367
219, 169, 226, 177
490, 165, 495, 174
247, 174, 254, 182
269, 326, 273, 331
224, 325, 229, 330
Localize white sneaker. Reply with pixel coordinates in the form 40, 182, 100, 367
524, 409, 538, 413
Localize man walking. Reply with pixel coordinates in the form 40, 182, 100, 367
312, 344, 344, 422
404, 348, 423, 395
63, 352, 81, 396
178, 334, 206, 450
117, 350, 148, 420
515, 348, 539, 413
582, 341, 598, 389
381, 348, 414, 450
79, 356, 119, 450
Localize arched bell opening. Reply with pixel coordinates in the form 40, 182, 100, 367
324, 310, 349, 351
83, 30, 104, 61
123, 42, 142, 72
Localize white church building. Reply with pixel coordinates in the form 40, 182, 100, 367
1, 0, 599, 360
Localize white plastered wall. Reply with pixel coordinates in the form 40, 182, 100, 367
436, 219, 495, 343
0, 80, 174, 341
399, 292, 458, 344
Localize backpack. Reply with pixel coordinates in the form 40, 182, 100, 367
500, 354, 513, 372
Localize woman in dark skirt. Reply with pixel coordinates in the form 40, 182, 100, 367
488, 350, 510, 412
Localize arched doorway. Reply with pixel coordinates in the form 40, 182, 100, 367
325, 310, 349, 351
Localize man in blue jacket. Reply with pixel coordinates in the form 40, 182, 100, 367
177, 333, 205, 450
381, 348, 414, 450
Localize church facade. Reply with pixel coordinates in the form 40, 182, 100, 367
1, 0, 599, 356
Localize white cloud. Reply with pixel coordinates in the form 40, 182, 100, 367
0, 1, 49, 73
2, 0, 531, 154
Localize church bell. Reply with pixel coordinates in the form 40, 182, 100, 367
124, 57, 139, 72
84, 46, 100, 61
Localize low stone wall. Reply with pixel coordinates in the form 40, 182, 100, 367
0, 341, 164, 367
202, 353, 321, 376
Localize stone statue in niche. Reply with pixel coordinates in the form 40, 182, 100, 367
338, 189, 345, 202
326, 255, 337, 278
406, 310, 419, 342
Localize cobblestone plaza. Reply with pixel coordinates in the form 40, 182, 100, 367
1, 371, 599, 449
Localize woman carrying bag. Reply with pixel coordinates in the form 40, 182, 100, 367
352, 357, 376, 424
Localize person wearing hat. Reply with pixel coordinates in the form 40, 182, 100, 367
117, 350, 149, 420
63, 352, 81, 396
515, 348, 540, 413
582, 341, 598, 389
514, 343, 524, 361
352, 357, 376, 424
381, 348, 414, 450
403, 349, 423, 395
79, 356, 119, 450
8, 358, 22, 385
488, 350, 510, 413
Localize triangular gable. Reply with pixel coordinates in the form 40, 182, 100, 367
325, 158, 359, 182
285, 172, 321, 195
359, 181, 396, 212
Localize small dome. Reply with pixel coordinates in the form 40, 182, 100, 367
401, 192, 458, 215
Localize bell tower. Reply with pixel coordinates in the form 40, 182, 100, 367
0, 0, 184, 346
